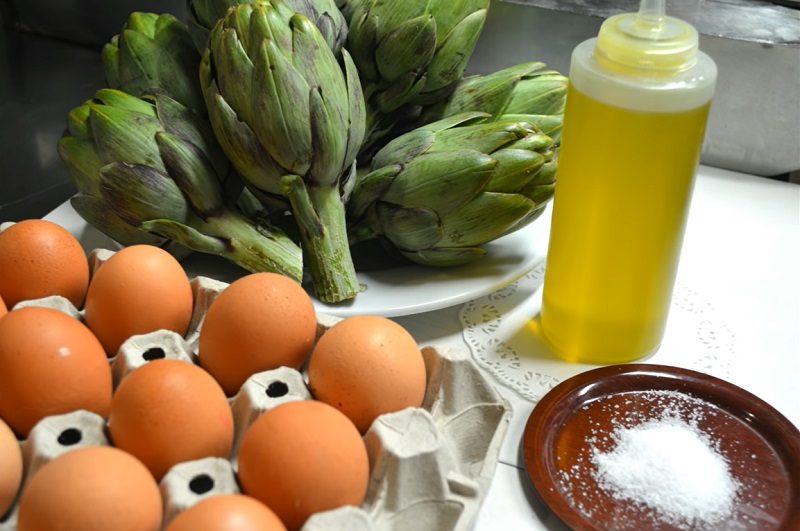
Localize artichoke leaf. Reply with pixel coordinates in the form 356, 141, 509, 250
370, 128, 435, 168
445, 62, 547, 117
57, 137, 106, 196
505, 73, 568, 116
155, 132, 225, 217
486, 148, 546, 193
500, 113, 564, 141
343, 49, 367, 167
347, 164, 401, 220
92, 87, 157, 115
412, 9, 487, 104
213, 28, 257, 124
152, 95, 221, 166
431, 0, 490, 41
370, 111, 489, 168
308, 87, 346, 186
256, 2, 295, 55
204, 85, 286, 201
519, 180, 556, 205
506, 130, 557, 152
101, 41, 121, 87
432, 120, 532, 154
376, 203, 441, 251
291, 14, 347, 105
370, 72, 427, 115
347, 10, 380, 81
88, 103, 165, 171
418, 111, 490, 133
439, 191, 536, 247
70, 194, 175, 250
252, 38, 312, 175
98, 162, 188, 225
374, 15, 436, 82
118, 29, 164, 91
140, 219, 227, 253
64, 103, 92, 137
382, 151, 495, 214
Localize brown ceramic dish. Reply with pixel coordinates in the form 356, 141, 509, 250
522, 364, 800, 530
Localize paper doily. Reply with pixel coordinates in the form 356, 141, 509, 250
459, 266, 737, 404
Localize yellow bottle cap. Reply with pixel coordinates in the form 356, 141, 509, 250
595, 0, 698, 73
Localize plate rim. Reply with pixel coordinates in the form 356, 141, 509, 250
521, 363, 800, 530
43, 197, 551, 318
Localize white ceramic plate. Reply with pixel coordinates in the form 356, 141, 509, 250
43, 199, 551, 317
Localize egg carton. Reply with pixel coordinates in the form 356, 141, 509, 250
1, 252, 512, 531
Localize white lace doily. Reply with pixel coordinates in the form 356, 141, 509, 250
459, 266, 737, 404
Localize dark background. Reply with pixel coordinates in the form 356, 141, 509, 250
0, 0, 187, 222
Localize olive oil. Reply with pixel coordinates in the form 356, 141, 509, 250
540, 85, 711, 363
538, 0, 717, 364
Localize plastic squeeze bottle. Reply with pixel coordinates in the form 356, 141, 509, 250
539, 0, 717, 364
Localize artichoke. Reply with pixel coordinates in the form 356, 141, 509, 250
418, 61, 569, 143
200, 1, 366, 303
101, 12, 205, 114
186, 0, 348, 55
334, 0, 362, 24
57, 88, 303, 281
347, 112, 557, 266
347, 0, 490, 153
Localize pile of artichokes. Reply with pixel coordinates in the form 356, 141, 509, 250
57, 0, 567, 303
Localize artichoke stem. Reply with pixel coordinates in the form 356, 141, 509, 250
199, 210, 304, 282
283, 176, 360, 303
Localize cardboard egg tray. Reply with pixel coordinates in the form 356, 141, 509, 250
1, 248, 512, 531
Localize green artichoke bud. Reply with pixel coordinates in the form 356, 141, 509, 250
418, 61, 569, 143
347, 112, 557, 266
186, 0, 348, 55
57, 89, 303, 281
347, 0, 489, 153
200, 2, 366, 303
101, 12, 205, 114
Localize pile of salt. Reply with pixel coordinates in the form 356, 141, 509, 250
591, 416, 738, 527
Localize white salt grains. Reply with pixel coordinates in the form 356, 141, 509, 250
590, 412, 739, 527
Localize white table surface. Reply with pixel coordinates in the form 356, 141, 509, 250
28, 163, 800, 530
392, 164, 800, 530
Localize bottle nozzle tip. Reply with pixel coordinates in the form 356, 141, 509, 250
637, 0, 666, 29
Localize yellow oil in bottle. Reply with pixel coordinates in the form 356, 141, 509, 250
540, 84, 711, 363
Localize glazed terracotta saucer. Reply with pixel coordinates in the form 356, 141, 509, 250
522, 364, 800, 530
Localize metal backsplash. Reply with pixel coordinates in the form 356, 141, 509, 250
5, 0, 799, 177
468, 0, 800, 178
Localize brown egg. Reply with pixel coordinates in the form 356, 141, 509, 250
198, 272, 316, 396
0, 219, 89, 309
16, 445, 162, 531
0, 306, 112, 438
83, 244, 194, 356
237, 400, 369, 531
108, 358, 234, 480
0, 417, 22, 517
307, 315, 427, 433
0, 294, 7, 320
165, 494, 287, 531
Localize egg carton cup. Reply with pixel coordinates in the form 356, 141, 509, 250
1, 409, 110, 530
4, 252, 512, 531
